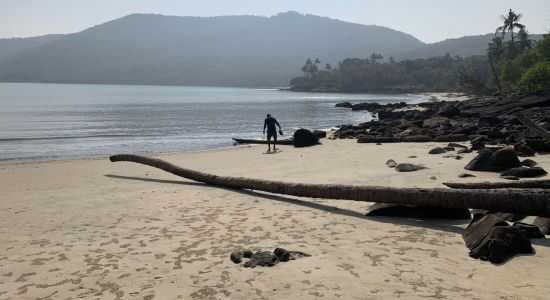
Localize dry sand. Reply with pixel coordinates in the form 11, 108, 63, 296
1, 139, 549, 299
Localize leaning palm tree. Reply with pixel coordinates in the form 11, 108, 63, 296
496, 9, 525, 44
110, 154, 550, 217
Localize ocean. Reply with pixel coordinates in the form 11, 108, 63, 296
0, 83, 429, 163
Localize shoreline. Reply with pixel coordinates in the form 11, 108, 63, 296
0, 143, 259, 166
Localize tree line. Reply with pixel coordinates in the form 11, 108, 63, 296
290, 9, 549, 95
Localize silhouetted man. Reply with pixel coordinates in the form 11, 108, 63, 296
263, 114, 282, 152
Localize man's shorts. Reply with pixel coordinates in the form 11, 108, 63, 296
267, 130, 277, 141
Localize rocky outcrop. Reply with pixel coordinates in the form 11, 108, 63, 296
293, 128, 320, 147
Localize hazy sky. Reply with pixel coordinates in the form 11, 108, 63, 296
2, 0, 549, 42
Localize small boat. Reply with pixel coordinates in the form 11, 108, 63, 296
232, 138, 294, 145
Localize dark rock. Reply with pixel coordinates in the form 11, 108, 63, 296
470, 135, 488, 150
444, 146, 455, 151
488, 148, 521, 171
438, 105, 461, 118
521, 159, 538, 167
478, 116, 502, 127
457, 148, 472, 154
335, 102, 353, 108
434, 134, 469, 142
501, 167, 548, 178
463, 214, 534, 264
458, 173, 476, 178
429, 147, 447, 154
243, 251, 280, 268
401, 135, 434, 142
487, 127, 506, 139
273, 248, 311, 262
515, 143, 536, 157
395, 163, 428, 172
312, 130, 327, 139
448, 142, 468, 149
243, 250, 254, 258
365, 203, 471, 219
533, 217, 550, 235
464, 149, 493, 171
500, 175, 520, 180
230, 251, 243, 264
293, 128, 320, 147
386, 159, 397, 168
513, 222, 545, 239
430, 176, 437, 180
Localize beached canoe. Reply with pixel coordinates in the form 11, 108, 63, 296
233, 138, 294, 145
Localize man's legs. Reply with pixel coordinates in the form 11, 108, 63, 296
267, 132, 273, 152
273, 134, 278, 151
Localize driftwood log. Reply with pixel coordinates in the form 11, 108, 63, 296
233, 138, 294, 145
110, 154, 550, 217
443, 180, 550, 190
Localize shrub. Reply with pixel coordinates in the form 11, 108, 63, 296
515, 60, 550, 94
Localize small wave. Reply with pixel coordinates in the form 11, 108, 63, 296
0, 134, 139, 142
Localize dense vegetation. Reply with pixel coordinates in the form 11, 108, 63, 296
290, 9, 549, 95
289, 54, 489, 93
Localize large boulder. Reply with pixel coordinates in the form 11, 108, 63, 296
488, 148, 521, 171
365, 203, 471, 219
463, 214, 534, 264
464, 149, 493, 171
293, 129, 320, 147
464, 148, 522, 172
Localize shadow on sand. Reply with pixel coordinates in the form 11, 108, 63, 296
104, 174, 550, 247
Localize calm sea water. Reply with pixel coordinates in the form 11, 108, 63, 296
0, 83, 429, 163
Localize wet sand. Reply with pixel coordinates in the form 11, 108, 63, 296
1, 139, 549, 299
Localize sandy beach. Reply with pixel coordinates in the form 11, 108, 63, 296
1, 139, 550, 299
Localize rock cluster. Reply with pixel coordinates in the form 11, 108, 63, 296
333, 95, 550, 156
230, 248, 311, 268
463, 214, 542, 264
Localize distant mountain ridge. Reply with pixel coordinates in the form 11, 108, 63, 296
0, 12, 544, 87
391, 33, 545, 61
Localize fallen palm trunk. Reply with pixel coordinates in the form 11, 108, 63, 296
444, 180, 550, 190
233, 138, 294, 145
110, 154, 550, 217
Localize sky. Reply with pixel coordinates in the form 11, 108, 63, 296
2, 0, 549, 43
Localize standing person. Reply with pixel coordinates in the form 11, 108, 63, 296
263, 114, 282, 152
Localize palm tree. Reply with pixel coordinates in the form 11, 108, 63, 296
516, 28, 533, 52
110, 154, 550, 217
369, 52, 384, 64
301, 58, 313, 78
496, 9, 525, 44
